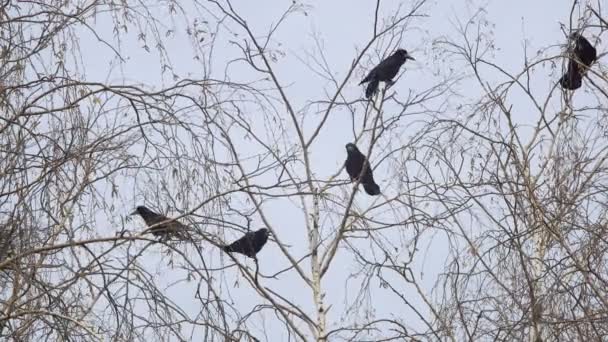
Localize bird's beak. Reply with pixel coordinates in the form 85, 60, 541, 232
129, 209, 138, 216
406, 55, 415, 61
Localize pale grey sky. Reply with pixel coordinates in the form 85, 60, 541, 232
73, 0, 600, 340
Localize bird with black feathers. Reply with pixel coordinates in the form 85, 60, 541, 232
223, 228, 269, 259
344, 143, 380, 196
559, 33, 597, 90
131, 206, 190, 241
359, 49, 415, 99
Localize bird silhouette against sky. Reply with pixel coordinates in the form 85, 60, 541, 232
559, 33, 597, 90
223, 228, 269, 259
131, 206, 189, 241
344, 143, 381, 196
359, 49, 415, 98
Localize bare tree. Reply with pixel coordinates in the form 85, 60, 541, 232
431, 2, 608, 341
0, 0, 230, 340
1, 0, 607, 341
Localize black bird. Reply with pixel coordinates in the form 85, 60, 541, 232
560, 62, 582, 90
360, 49, 415, 98
559, 33, 597, 90
223, 228, 269, 259
344, 143, 380, 196
131, 206, 189, 241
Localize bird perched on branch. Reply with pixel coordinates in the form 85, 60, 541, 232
223, 228, 269, 259
359, 49, 415, 98
344, 143, 380, 196
559, 33, 597, 90
131, 206, 190, 241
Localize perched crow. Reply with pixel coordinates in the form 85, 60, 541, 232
360, 49, 415, 98
559, 33, 597, 90
560, 61, 582, 90
344, 143, 380, 196
223, 228, 269, 259
131, 206, 189, 241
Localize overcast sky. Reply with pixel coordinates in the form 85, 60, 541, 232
73, 0, 599, 340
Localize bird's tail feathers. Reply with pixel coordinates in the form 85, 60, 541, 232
365, 79, 379, 98
363, 182, 381, 196
560, 71, 582, 90
222, 245, 232, 253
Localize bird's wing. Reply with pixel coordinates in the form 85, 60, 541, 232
362, 163, 375, 183
345, 156, 361, 180
360, 67, 377, 84
231, 233, 253, 252
141, 212, 165, 226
